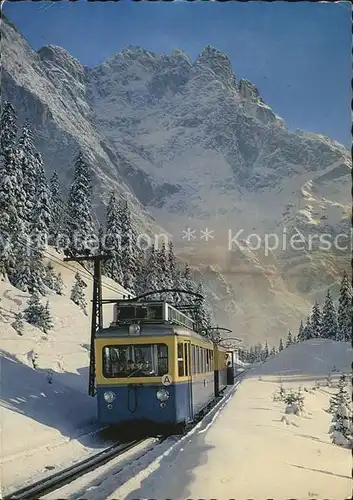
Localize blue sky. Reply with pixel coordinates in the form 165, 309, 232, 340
3, 0, 351, 147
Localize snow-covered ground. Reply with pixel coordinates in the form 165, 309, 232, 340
0, 248, 130, 495
42, 339, 352, 500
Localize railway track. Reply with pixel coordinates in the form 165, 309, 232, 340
4, 378, 246, 500
3, 437, 154, 500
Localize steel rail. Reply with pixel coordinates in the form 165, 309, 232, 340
3, 438, 150, 500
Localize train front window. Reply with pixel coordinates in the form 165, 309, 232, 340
103, 344, 168, 378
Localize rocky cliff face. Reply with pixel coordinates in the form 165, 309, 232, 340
2, 15, 351, 344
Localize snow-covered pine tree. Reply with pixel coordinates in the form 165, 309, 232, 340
292, 334, 298, 343
11, 250, 33, 293
49, 171, 65, 247
43, 261, 63, 294
0, 103, 26, 281
23, 290, 53, 333
42, 301, 54, 333
263, 341, 269, 359
54, 272, 64, 295
140, 244, 161, 299
270, 345, 276, 356
297, 319, 305, 342
17, 122, 38, 230
167, 241, 182, 305
254, 343, 263, 361
43, 261, 56, 291
302, 315, 313, 340
278, 338, 284, 351
103, 191, 123, 285
286, 330, 293, 347
66, 152, 95, 256
156, 242, 173, 301
31, 152, 51, 245
329, 403, 353, 448
193, 281, 212, 336
321, 289, 338, 339
310, 301, 322, 338
328, 373, 351, 414
182, 262, 196, 306
329, 374, 352, 447
0, 101, 17, 163
119, 196, 139, 294
70, 272, 88, 315
337, 271, 352, 342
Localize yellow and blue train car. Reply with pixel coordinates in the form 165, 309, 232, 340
214, 344, 229, 396
94, 300, 228, 427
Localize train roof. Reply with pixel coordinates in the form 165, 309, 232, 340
96, 323, 214, 345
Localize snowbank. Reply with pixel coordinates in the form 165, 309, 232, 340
36, 340, 353, 500
0, 248, 130, 494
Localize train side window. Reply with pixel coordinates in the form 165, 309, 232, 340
203, 349, 206, 373
206, 349, 209, 372
178, 343, 184, 377
184, 343, 189, 376
201, 348, 204, 373
210, 350, 214, 370
191, 345, 196, 375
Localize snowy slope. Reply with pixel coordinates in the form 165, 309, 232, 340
1, 13, 351, 343
0, 248, 131, 495
43, 340, 352, 500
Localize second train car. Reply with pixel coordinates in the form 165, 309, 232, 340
95, 300, 230, 428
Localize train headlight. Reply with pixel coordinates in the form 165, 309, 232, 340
156, 389, 169, 401
103, 391, 116, 403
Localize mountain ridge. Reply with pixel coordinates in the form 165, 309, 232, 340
1, 14, 351, 343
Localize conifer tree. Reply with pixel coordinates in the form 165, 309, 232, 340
17, 122, 38, 229
24, 291, 53, 333
119, 196, 139, 293
310, 301, 322, 337
182, 263, 196, 305
278, 338, 284, 351
270, 346, 276, 356
193, 281, 212, 335
141, 244, 160, 299
0, 101, 17, 162
328, 374, 351, 414
167, 241, 181, 304
297, 319, 305, 342
329, 374, 352, 447
42, 301, 54, 333
103, 191, 123, 284
49, 171, 65, 246
321, 289, 338, 339
54, 272, 64, 295
66, 152, 95, 255
286, 330, 293, 347
302, 315, 313, 340
263, 341, 269, 359
70, 272, 88, 315
0, 103, 25, 280
337, 271, 352, 342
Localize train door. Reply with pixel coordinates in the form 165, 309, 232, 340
184, 341, 193, 422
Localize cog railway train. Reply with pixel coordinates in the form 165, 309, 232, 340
94, 300, 237, 430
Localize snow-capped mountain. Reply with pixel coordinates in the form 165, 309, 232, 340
2, 14, 351, 343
